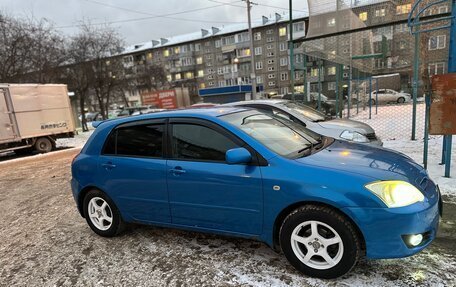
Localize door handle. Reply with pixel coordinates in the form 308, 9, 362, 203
169, 166, 186, 175
102, 162, 116, 170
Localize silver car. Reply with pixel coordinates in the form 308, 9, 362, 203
224, 99, 382, 146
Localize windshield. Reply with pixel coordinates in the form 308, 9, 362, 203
281, 101, 326, 122
221, 110, 323, 158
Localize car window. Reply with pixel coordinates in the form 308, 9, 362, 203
171, 124, 238, 162
103, 124, 164, 157
280, 101, 326, 122
221, 110, 321, 158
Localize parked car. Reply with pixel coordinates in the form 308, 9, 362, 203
369, 89, 411, 105
282, 93, 337, 116
79, 112, 103, 123
117, 105, 158, 117
131, 108, 166, 116
223, 100, 382, 146
72, 107, 441, 279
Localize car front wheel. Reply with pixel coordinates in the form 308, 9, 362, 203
83, 189, 125, 237
279, 205, 361, 279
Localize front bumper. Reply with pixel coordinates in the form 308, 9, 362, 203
342, 194, 440, 259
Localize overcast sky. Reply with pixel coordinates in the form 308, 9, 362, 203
1, 0, 309, 45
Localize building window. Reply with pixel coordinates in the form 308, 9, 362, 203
163, 50, 170, 57
267, 59, 275, 65
266, 44, 273, 49
375, 8, 386, 17
266, 29, 273, 34
255, 61, 263, 70
166, 74, 172, 81
199, 83, 206, 89
196, 57, 203, 65
268, 66, 275, 71
438, 5, 448, 13
237, 48, 251, 57
256, 76, 263, 84
267, 37, 274, 42
207, 75, 214, 80
327, 18, 336, 27
328, 50, 336, 60
185, 72, 194, 79
174, 47, 180, 54
343, 72, 348, 78
359, 12, 368, 22
428, 62, 446, 75
280, 57, 288, 66
375, 59, 385, 69
175, 73, 181, 80
280, 72, 288, 81
222, 35, 235, 46
267, 52, 275, 57
429, 35, 446, 50
293, 22, 305, 32
254, 46, 262, 55
146, 52, 153, 60
328, 82, 336, 91
281, 87, 289, 94
310, 68, 319, 77
268, 81, 275, 86
254, 32, 261, 41
208, 81, 214, 86
279, 27, 287, 36
197, 70, 204, 77
327, 66, 336, 75
279, 42, 287, 51
236, 32, 250, 43
396, 4, 412, 15
399, 40, 407, 50
206, 55, 212, 60
268, 74, 276, 79
215, 40, 221, 48
195, 43, 201, 51
395, 23, 408, 33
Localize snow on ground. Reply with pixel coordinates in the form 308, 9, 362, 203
56, 129, 94, 149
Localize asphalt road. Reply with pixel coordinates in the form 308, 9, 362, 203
0, 150, 455, 287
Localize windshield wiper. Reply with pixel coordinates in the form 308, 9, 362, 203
297, 137, 324, 156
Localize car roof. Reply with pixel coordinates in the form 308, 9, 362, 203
94, 107, 249, 128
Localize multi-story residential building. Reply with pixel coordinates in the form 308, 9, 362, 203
118, 0, 450, 106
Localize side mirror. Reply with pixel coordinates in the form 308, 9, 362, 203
226, 148, 252, 165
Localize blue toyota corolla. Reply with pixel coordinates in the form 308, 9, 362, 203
71, 107, 441, 279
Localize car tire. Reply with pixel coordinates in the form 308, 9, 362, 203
34, 137, 53, 153
369, 99, 376, 106
397, 97, 405, 103
279, 205, 361, 279
83, 189, 125, 237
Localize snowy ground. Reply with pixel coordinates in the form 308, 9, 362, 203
0, 150, 455, 287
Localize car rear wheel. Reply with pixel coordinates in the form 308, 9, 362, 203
397, 97, 405, 103
83, 189, 125, 237
35, 137, 53, 153
369, 99, 376, 106
279, 205, 361, 279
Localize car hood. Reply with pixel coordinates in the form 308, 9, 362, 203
295, 140, 427, 186
318, 119, 375, 135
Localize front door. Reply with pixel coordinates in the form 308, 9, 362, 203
97, 120, 171, 223
167, 119, 263, 235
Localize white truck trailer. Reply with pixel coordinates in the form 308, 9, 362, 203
0, 84, 76, 154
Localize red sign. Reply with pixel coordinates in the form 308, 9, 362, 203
430, 74, 456, 135
141, 90, 178, 109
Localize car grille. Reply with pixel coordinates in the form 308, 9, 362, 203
366, 133, 377, 141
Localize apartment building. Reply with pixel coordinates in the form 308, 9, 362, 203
119, 0, 451, 105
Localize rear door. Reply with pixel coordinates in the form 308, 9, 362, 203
97, 119, 171, 223
0, 88, 17, 141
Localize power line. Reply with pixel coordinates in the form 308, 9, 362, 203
56, 0, 247, 29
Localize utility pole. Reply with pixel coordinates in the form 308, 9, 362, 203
244, 0, 257, 99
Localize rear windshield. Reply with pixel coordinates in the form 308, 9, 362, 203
280, 101, 326, 122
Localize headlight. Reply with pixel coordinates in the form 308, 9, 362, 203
340, 130, 369, 143
365, 181, 424, 208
